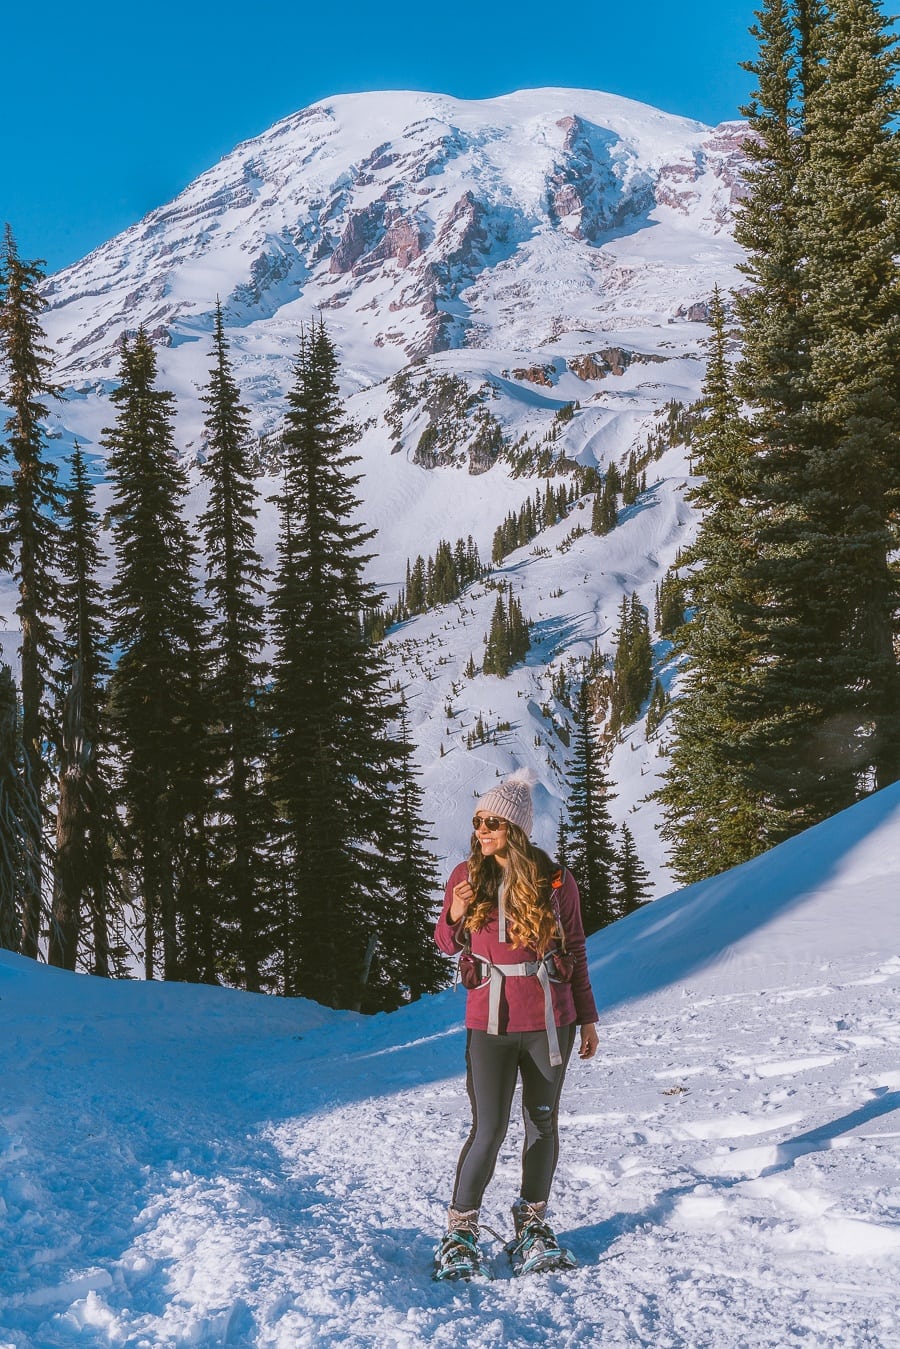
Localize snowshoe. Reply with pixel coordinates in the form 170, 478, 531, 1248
432, 1227, 487, 1282
507, 1201, 577, 1276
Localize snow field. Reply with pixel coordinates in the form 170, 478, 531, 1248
2, 785, 900, 1346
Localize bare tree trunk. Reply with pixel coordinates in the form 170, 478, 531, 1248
49, 660, 86, 970
91, 877, 111, 977
49, 772, 80, 968
0, 668, 23, 953
18, 531, 46, 959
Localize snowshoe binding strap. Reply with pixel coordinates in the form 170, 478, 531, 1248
507, 1201, 577, 1276
433, 1226, 482, 1282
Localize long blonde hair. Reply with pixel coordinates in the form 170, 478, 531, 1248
465, 823, 558, 954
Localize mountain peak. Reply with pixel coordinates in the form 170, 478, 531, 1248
42, 86, 748, 385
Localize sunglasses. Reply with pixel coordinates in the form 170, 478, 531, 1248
472, 815, 508, 832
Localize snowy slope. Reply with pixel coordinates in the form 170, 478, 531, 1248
2, 785, 899, 1347
379, 439, 699, 891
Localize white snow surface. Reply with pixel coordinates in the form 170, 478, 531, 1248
2, 786, 900, 1347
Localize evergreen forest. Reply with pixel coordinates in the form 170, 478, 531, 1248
660, 0, 900, 883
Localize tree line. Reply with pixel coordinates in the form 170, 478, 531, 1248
0, 234, 447, 1009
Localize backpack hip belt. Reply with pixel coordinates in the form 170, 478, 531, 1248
487, 958, 562, 1067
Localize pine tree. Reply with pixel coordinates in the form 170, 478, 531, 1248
268, 321, 406, 1009
727, 0, 899, 843
727, 0, 834, 839
373, 702, 450, 1006
735, 0, 811, 418
507, 593, 531, 666
621, 452, 640, 506
198, 303, 272, 991
665, 3, 900, 869
659, 289, 768, 881
591, 474, 618, 535
0, 225, 62, 957
779, 0, 900, 798
614, 822, 652, 916
645, 678, 669, 738
566, 682, 617, 933
657, 571, 686, 638
609, 593, 653, 734
483, 587, 531, 677
49, 446, 119, 973
555, 809, 568, 868
430, 540, 458, 605
104, 328, 214, 981
483, 592, 510, 676
406, 556, 427, 614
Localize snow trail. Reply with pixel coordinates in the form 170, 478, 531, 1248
3, 788, 900, 1346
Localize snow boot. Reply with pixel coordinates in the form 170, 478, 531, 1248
432, 1207, 485, 1282
507, 1199, 577, 1276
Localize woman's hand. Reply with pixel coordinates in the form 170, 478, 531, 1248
449, 879, 474, 923
578, 1023, 599, 1060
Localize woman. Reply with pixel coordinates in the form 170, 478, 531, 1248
433, 769, 599, 1280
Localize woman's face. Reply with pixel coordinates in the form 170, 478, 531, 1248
473, 813, 510, 864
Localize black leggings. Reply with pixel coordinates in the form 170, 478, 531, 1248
452, 1024, 576, 1212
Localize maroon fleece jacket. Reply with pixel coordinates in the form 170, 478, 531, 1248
435, 861, 599, 1033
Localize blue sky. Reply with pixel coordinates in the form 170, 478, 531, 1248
2, 0, 758, 275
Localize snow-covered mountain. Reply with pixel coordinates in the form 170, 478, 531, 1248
2, 783, 898, 1346
2, 89, 754, 890
42, 89, 747, 386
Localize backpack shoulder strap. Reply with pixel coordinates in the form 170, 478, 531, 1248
550, 867, 567, 951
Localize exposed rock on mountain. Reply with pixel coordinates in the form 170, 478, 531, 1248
40, 88, 751, 386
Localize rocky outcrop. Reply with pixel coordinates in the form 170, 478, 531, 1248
510, 364, 557, 387
368, 215, 423, 270
547, 115, 652, 243
406, 372, 502, 474
329, 200, 386, 274
655, 121, 753, 229
434, 191, 488, 267
568, 348, 666, 380
700, 121, 753, 226
467, 413, 503, 475
654, 155, 704, 215
329, 196, 424, 277
704, 121, 753, 196
231, 241, 300, 310
674, 301, 711, 323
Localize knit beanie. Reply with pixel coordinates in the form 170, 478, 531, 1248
475, 768, 535, 836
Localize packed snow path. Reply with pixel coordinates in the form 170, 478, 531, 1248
3, 787, 900, 1347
